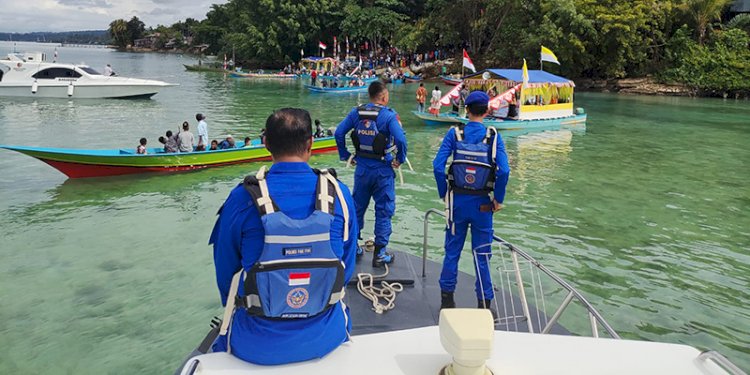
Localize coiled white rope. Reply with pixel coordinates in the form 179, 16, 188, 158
356, 264, 404, 314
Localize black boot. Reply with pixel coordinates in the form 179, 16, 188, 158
441, 292, 456, 309
478, 299, 498, 320
372, 244, 395, 268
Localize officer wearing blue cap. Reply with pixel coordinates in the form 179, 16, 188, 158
335, 81, 408, 267
432, 90, 510, 310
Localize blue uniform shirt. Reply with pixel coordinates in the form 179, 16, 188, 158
209, 162, 358, 365
335, 103, 408, 168
432, 122, 510, 202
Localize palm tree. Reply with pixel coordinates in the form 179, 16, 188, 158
680, 0, 734, 44
109, 19, 129, 48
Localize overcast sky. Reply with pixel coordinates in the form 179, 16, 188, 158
0, 0, 227, 33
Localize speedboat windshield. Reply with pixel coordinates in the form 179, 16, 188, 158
79, 67, 101, 75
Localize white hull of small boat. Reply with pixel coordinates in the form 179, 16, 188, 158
0, 52, 174, 99
0, 80, 172, 98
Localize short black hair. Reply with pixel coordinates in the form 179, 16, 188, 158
196, 113, 204, 121
166, 130, 173, 137
264, 108, 313, 157
368, 81, 387, 99
182, 122, 189, 130
139, 137, 147, 145
467, 104, 488, 116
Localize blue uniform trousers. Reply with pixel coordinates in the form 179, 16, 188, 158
353, 164, 395, 247
439, 194, 495, 300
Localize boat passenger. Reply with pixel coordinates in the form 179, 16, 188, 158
210, 107, 358, 365
164, 130, 178, 153
429, 86, 442, 116
104, 64, 115, 76
243, 137, 251, 147
432, 91, 510, 312
209, 140, 218, 151
311, 70, 317, 86
314, 120, 325, 138
218, 135, 236, 150
196, 113, 209, 151
335, 81, 408, 267
136, 138, 147, 154
177, 121, 194, 153
416, 83, 427, 112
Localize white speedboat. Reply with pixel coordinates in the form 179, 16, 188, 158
0, 52, 174, 99
176, 209, 747, 375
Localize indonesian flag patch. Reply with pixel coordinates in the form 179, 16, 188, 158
466, 167, 477, 174
289, 272, 311, 286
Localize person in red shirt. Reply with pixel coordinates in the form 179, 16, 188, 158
311, 70, 318, 86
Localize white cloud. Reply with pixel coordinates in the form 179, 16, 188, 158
0, 0, 227, 33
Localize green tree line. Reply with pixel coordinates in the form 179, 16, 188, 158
110, 0, 750, 95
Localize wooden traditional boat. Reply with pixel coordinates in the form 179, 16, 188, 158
183, 64, 228, 73
457, 111, 587, 130
440, 75, 462, 85
0, 137, 337, 179
411, 111, 463, 126
230, 72, 297, 79
304, 84, 368, 93
404, 74, 423, 83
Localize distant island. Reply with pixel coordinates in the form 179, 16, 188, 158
0, 30, 110, 45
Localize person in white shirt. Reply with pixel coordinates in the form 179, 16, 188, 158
103, 64, 114, 76
196, 113, 208, 151
429, 86, 442, 116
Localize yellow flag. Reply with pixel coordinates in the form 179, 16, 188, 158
522, 58, 529, 86
540, 45, 560, 65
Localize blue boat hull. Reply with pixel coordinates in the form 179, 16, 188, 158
305, 84, 368, 93
411, 111, 464, 126
458, 113, 588, 130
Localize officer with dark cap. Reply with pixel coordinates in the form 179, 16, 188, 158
432, 91, 510, 310
335, 81, 408, 267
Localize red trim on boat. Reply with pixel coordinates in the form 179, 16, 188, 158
38, 146, 338, 178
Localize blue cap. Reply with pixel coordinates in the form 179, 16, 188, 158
464, 91, 490, 106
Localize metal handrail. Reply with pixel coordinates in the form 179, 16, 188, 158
422, 208, 620, 339
697, 351, 748, 375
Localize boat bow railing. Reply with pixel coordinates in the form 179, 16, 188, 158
422, 208, 620, 339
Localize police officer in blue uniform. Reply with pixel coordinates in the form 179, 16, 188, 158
432, 91, 510, 310
335, 81, 408, 267
210, 108, 358, 365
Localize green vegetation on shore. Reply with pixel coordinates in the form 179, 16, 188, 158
109, 0, 750, 96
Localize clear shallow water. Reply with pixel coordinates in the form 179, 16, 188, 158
0, 42, 748, 373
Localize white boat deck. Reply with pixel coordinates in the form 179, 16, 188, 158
182, 326, 732, 375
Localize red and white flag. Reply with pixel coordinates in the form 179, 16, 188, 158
462, 49, 476, 73
466, 167, 477, 174
319, 41, 327, 50
289, 272, 311, 286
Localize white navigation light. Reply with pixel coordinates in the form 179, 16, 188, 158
482, 72, 491, 80
439, 309, 494, 375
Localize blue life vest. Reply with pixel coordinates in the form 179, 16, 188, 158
448, 125, 498, 195
238, 168, 346, 319
351, 105, 395, 160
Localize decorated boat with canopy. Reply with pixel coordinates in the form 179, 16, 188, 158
298, 57, 338, 77
414, 68, 586, 131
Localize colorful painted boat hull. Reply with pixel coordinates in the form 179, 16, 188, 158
457, 113, 588, 130
1, 138, 338, 179
411, 111, 464, 126
404, 76, 423, 83
440, 75, 462, 85
230, 72, 297, 79
304, 84, 368, 93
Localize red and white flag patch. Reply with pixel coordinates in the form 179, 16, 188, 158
466, 167, 477, 174
289, 272, 311, 286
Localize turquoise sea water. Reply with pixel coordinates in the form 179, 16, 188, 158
0, 42, 748, 373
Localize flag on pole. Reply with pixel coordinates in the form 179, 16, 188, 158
522, 59, 529, 86
540, 46, 560, 65
318, 41, 327, 50
333, 36, 337, 55
223, 54, 227, 70
301, 48, 304, 57
462, 49, 476, 73
346, 36, 349, 56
